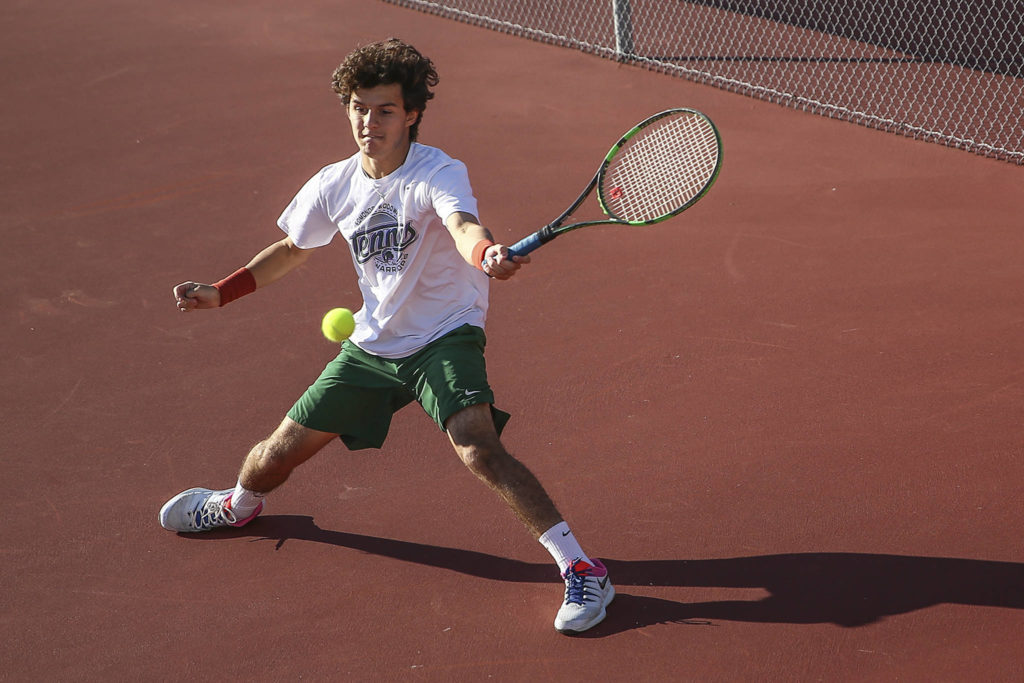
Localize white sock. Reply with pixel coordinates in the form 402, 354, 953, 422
229, 480, 265, 517
538, 522, 592, 572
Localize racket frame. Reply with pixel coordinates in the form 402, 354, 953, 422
505, 108, 721, 259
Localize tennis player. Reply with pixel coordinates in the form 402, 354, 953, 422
159, 38, 613, 635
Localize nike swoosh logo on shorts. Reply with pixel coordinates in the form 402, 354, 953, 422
464, 389, 482, 396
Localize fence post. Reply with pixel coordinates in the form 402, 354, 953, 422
613, 0, 635, 60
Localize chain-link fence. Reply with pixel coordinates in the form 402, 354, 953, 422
384, 0, 1024, 164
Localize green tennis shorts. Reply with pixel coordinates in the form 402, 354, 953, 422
287, 324, 510, 450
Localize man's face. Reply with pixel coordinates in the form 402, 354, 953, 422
347, 83, 418, 167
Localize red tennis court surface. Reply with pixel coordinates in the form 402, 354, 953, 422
3, 1, 1022, 680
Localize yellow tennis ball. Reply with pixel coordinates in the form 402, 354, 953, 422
321, 307, 355, 342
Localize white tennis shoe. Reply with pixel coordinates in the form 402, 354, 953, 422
554, 557, 615, 634
159, 487, 263, 532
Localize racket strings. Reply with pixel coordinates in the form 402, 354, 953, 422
602, 113, 720, 222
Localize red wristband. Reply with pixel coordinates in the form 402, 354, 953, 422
472, 239, 495, 271
213, 267, 257, 306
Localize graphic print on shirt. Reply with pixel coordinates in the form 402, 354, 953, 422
351, 201, 417, 274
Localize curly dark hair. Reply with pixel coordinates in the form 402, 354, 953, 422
331, 38, 439, 142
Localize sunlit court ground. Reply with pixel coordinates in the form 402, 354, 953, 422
3, 0, 1023, 679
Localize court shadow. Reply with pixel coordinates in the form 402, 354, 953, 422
202, 514, 1024, 636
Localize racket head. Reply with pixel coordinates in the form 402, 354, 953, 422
596, 108, 722, 225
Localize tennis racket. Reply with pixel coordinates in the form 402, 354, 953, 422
493, 108, 722, 264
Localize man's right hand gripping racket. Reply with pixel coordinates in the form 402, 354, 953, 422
490, 108, 722, 265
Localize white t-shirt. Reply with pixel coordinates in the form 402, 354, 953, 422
278, 143, 489, 358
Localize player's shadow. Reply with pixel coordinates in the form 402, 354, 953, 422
211, 514, 1024, 637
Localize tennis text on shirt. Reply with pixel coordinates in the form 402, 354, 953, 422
351, 201, 417, 272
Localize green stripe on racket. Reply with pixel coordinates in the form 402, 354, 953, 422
495, 108, 722, 263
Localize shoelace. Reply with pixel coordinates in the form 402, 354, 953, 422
563, 561, 597, 606
191, 495, 237, 530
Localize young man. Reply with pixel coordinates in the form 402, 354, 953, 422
159, 39, 613, 635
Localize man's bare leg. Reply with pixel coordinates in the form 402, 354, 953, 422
159, 417, 335, 532
445, 404, 614, 634
445, 404, 562, 537
238, 417, 337, 493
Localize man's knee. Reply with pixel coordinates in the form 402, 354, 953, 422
446, 405, 507, 472
455, 441, 512, 481
446, 404, 499, 443
250, 418, 332, 473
